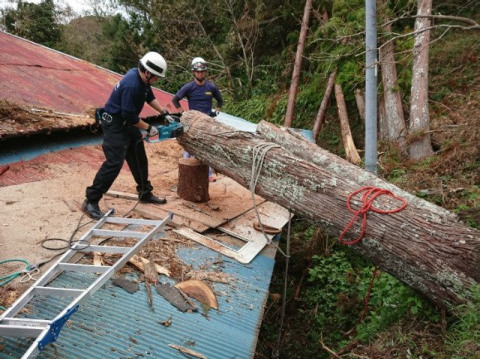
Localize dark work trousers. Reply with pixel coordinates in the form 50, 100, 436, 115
86, 116, 153, 202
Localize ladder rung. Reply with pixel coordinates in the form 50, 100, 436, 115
57, 263, 111, 273
79, 245, 131, 254
105, 216, 167, 226
92, 229, 146, 238
0, 324, 48, 337
1, 318, 51, 326
33, 287, 85, 297
0, 213, 171, 356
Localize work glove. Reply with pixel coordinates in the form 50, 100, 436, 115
159, 109, 173, 123
209, 110, 220, 117
147, 125, 159, 137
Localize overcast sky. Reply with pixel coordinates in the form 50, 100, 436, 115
0, 0, 96, 15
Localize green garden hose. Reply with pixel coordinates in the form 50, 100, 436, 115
0, 259, 31, 286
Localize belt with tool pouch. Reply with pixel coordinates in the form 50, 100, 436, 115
95, 108, 126, 126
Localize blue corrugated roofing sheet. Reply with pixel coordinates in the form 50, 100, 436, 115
0, 240, 277, 359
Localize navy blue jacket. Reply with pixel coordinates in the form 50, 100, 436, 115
104, 68, 155, 125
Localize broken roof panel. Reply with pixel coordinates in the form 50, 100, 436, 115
0, 31, 180, 138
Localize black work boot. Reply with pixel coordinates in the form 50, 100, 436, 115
139, 193, 166, 205
81, 199, 105, 219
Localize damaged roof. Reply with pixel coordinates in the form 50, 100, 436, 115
0, 243, 278, 359
0, 31, 178, 139
0, 31, 290, 359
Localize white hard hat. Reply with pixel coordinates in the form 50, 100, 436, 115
140, 52, 167, 77
191, 57, 207, 71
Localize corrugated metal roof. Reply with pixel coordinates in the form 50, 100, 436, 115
0, 31, 179, 116
0, 233, 278, 359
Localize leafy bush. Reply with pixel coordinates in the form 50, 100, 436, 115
304, 249, 434, 346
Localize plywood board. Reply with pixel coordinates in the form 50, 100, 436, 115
137, 177, 265, 229
218, 201, 291, 242
174, 201, 290, 264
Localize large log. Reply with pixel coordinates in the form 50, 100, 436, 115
177, 110, 480, 309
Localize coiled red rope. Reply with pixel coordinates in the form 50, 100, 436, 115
339, 186, 407, 245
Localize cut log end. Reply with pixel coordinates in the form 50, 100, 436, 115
177, 158, 210, 203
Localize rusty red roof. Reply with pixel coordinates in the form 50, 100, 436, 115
0, 31, 178, 117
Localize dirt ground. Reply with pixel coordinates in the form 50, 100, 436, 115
0, 137, 239, 306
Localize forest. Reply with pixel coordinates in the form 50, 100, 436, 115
1, 0, 479, 357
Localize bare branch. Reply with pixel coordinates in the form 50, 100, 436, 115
414, 14, 480, 27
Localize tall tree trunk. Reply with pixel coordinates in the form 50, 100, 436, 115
334, 84, 362, 165
178, 110, 480, 309
354, 88, 365, 125
379, 16, 407, 151
378, 96, 388, 140
409, 0, 434, 160
284, 0, 313, 127
312, 69, 337, 141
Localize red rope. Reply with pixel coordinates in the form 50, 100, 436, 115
339, 186, 407, 245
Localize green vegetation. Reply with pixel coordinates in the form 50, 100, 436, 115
1, 0, 479, 357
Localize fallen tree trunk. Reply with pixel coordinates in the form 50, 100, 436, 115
177, 110, 480, 309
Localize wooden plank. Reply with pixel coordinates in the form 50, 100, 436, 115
218, 201, 290, 242
105, 190, 136, 200
134, 205, 210, 233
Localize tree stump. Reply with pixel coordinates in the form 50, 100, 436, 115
177, 158, 209, 202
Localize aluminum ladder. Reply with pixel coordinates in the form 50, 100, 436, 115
0, 210, 171, 359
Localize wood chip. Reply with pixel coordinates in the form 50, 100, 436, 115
168, 344, 207, 359
155, 283, 196, 312
128, 255, 171, 277
175, 279, 218, 310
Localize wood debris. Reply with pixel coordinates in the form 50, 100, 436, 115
128, 255, 170, 277
111, 278, 139, 294
175, 279, 218, 310
252, 221, 282, 234
155, 283, 196, 312
168, 344, 207, 359
185, 270, 233, 284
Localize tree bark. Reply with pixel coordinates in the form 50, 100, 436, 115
378, 96, 388, 140
284, 0, 313, 128
334, 84, 362, 165
313, 69, 337, 141
178, 110, 480, 309
177, 158, 210, 202
379, 18, 407, 151
409, 0, 434, 160
354, 88, 365, 125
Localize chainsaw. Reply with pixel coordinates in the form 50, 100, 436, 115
143, 113, 184, 143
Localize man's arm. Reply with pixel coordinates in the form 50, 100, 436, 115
171, 95, 184, 113
132, 99, 168, 133
212, 85, 223, 112
147, 98, 169, 114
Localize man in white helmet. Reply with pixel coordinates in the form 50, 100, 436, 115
172, 57, 223, 181
82, 51, 170, 219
